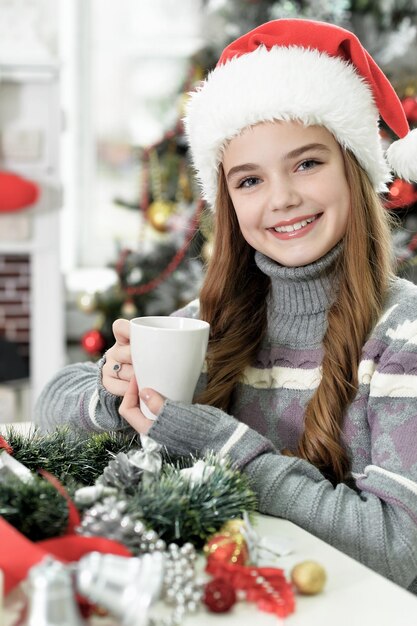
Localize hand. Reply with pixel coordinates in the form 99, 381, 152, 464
102, 319, 134, 396
119, 375, 165, 434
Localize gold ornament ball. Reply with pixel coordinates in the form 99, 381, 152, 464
121, 300, 138, 319
220, 519, 245, 537
147, 201, 175, 232
77, 292, 97, 314
291, 560, 327, 595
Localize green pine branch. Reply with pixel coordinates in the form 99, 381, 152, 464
1, 431, 257, 547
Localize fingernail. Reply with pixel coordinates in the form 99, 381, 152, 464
140, 389, 151, 403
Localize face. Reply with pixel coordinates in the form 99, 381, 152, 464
222, 120, 351, 267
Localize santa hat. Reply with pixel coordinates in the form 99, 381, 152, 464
0, 171, 40, 212
184, 19, 417, 209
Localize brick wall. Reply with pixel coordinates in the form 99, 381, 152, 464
0, 254, 31, 368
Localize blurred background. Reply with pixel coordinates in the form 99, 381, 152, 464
1, 0, 417, 423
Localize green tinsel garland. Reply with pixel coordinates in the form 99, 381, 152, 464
4, 427, 138, 484
0, 428, 257, 545
0, 428, 137, 541
0, 476, 69, 541
126, 456, 257, 546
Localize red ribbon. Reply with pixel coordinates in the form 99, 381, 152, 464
0, 442, 132, 596
0, 435, 13, 454
38, 468, 81, 534
0, 516, 132, 595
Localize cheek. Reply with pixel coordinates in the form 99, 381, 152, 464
236, 210, 258, 236
233, 201, 252, 229
233, 210, 257, 246
234, 212, 250, 236
328, 185, 350, 227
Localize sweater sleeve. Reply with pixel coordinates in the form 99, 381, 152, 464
33, 300, 202, 434
149, 385, 417, 591
33, 356, 129, 433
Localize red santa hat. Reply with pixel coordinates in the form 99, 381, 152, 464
0, 171, 39, 212
184, 19, 417, 209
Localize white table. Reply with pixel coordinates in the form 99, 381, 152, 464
2, 424, 417, 625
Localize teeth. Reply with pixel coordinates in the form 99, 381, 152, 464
274, 215, 316, 233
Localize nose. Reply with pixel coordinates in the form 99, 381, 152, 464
267, 174, 302, 213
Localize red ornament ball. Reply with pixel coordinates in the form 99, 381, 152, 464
402, 96, 417, 124
204, 533, 249, 566
387, 178, 417, 209
203, 578, 236, 613
81, 329, 106, 355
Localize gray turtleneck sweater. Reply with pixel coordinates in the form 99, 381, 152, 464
34, 246, 417, 592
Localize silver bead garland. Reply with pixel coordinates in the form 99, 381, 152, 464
149, 542, 204, 626
77, 495, 166, 554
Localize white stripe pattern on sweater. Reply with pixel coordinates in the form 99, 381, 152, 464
357, 359, 377, 385
219, 423, 249, 458
375, 303, 398, 327
364, 465, 417, 497
88, 388, 105, 429
241, 362, 416, 395
386, 319, 417, 343
369, 373, 417, 397
241, 365, 321, 390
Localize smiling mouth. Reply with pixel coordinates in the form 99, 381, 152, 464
272, 214, 321, 233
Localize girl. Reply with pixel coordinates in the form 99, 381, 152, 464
35, 19, 417, 591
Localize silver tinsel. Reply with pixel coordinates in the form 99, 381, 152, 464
98, 449, 152, 490
75, 436, 162, 507
99, 436, 162, 490
0, 450, 34, 484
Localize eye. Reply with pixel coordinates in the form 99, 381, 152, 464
237, 176, 261, 189
297, 159, 321, 172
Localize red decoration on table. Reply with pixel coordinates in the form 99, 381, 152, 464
203, 578, 237, 613
204, 519, 250, 566
0, 435, 13, 455
0, 459, 131, 596
206, 560, 296, 618
204, 531, 249, 566
0, 516, 132, 595
81, 329, 106, 355
0, 171, 40, 212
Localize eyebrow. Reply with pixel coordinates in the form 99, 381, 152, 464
226, 143, 331, 181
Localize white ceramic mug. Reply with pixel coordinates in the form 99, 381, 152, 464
130, 316, 210, 420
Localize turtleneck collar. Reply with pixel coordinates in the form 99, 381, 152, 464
255, 242, 342, 346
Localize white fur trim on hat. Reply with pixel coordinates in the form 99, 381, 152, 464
386, 128, 417, 183
184, 45, 392, 209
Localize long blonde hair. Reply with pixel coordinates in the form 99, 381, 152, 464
198, 149, 394, 483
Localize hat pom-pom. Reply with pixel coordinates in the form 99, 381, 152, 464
386, 128, 417, 183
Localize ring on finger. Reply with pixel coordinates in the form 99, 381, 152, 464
113, 362, 123, 379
